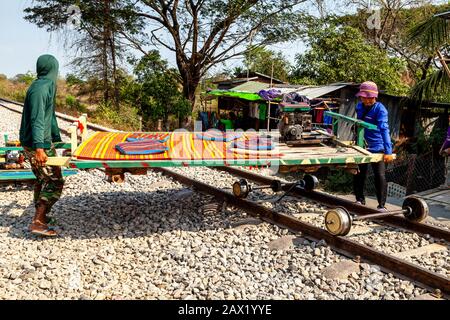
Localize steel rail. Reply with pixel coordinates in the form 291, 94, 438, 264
215, 166, 450, 242
157, 167, 450, 296
0, 98, 115, 133
0, 100, 73, 137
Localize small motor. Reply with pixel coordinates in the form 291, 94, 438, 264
284, 124, 303, 141
280, 112, 313, 143
1, 150, 25, 170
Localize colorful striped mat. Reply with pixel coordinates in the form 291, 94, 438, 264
196, 130, 243, 142
73, 132, 281, 161
232, 137, 275, 151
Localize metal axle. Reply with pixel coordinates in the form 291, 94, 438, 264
352, 208, 412, 221
325, 197, 429, 236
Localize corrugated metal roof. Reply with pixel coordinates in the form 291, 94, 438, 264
228, 81, 350, 99
232, 81, 271, 93
290, 84, 349, 99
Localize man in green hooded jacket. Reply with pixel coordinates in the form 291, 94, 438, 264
20, 54, 64, 237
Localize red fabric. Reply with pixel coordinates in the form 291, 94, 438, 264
315, 109, 325, 123
76, 120, 85, 134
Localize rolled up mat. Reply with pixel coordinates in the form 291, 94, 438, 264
126, 136, 170, 143
116, 140, 168, 155
196, 129, 243, 142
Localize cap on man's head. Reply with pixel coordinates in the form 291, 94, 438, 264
356, 81, 379, 98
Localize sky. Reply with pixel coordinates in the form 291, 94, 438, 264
0, 0, 366, 79
0, 0, 323, 79
0, 0, 72, 78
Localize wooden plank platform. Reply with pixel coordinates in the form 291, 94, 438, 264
67, 131, 384, 170
0, 169, 78, 181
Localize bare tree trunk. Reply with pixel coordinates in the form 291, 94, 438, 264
110, 30, 120, 110
178, 69, 201, 128
180, 74, 200, 129
102, 0, 110, 105
105, 0, 120, 110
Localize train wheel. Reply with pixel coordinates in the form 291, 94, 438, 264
325, 207, 353, 236
233, 179, 250, 198
402, 196, 429, 222
303, 175, 319, 192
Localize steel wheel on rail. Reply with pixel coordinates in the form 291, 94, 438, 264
325, 207, 353, 236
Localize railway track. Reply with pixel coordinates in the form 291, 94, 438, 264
0, 98, 114, 136
1, 97, 449, 298
215, 166, 450, 242
159, 167, 449, 297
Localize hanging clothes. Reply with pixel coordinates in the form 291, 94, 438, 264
323, 113, 333, 125
258, 103, 267, 121
254, 103, 260, 119
199, 112, 209, 130
315, 108, 325, 124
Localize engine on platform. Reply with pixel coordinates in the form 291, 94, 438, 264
1, 141, 25, 170
279, 112, 313, 142
277, 94, 330, 146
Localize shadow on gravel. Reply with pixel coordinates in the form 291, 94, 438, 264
2, 188, 232, 240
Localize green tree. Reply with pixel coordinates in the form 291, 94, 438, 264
25, 0, 308, 118
66, 74, 85, 86
13, 72, 36, 85
123, 51, 191, 129
291, 22, 409, 95
243, 46, 291, 82
24, 0, 144, 109
407, 8, 450, 102
337, 2, 450, 83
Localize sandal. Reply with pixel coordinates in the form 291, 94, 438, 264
29, 221, 58, 237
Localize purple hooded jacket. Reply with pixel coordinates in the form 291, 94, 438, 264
442, 126, 450, 151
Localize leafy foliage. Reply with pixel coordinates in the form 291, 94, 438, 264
407, 8, 450, 53
122, 51, 191, 130
13, 72, 36, 85
24, 0, 308, 110
65, 74, 85, 86
410, 68, 450, 101
412, 124, 446, 155
323, 169, 354, 194
92, 102, 141, 131
290, 22, 409, 95
242, 46, 291, 82
407, 6, 450, 103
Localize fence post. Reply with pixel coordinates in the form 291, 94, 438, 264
405, 154, 417, 195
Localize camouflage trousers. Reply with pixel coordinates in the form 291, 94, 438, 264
23, 146, 65, 209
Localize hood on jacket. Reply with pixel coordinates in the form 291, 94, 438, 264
36, 54, 59, 83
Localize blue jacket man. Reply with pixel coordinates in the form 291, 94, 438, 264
355, 102, 393, 155
353, 81, 394, 210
